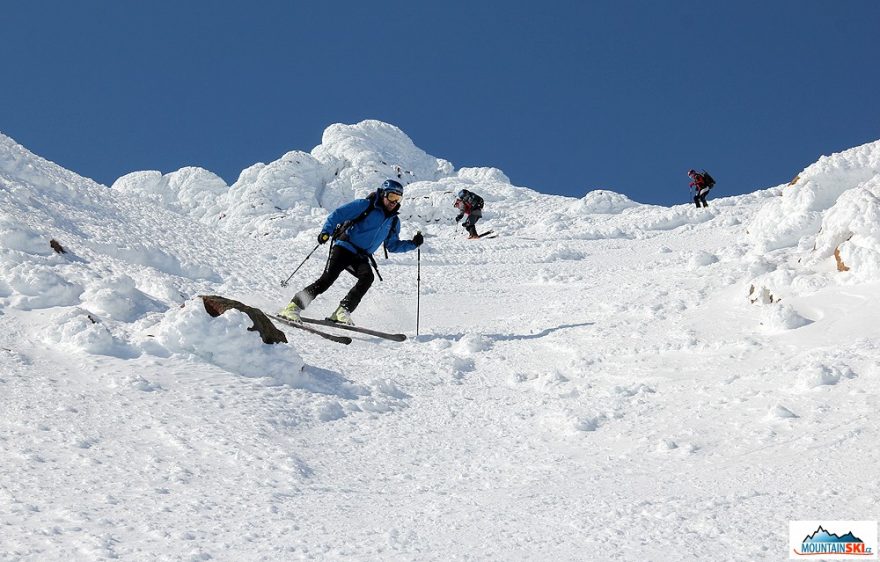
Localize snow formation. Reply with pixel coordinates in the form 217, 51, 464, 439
2, 122, 879, 560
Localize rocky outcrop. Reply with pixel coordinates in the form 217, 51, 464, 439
50, 239, 66, 253
834, 247, 850, 272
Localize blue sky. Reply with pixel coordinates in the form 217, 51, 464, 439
2, 1, 878, 206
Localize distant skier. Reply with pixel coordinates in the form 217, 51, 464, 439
453, 189, 485, 239
278, 179, 423, 326
688, 169, 715, 208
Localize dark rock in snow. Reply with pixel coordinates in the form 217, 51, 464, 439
199, 295, 287, 345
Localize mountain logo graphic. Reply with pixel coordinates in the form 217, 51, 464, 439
792, 524, 876, 557
804, 526, 864, 544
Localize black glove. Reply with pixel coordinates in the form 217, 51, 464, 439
317, 232, 330, 245
412, 232, 424, 247
454, 214, 463, 223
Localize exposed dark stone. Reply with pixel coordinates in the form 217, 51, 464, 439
834, 247, 850, 272
199, 295, 287, 345
50, 239, 66, 254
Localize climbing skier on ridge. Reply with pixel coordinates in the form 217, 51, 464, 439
279, 179, 423, 326
453, 188, 486, 239
688, 169, 715, 208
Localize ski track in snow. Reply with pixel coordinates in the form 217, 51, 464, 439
2, 125, 880, 560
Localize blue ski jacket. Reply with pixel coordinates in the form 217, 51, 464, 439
321, 195, 417, 256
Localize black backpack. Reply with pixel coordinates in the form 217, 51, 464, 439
701, 170, 716, 188
460, 189, 484, 209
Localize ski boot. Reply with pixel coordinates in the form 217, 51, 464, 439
278, 301, 303, 323
328, 305, 354, 326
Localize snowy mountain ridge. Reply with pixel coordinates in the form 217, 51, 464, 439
2, 123, 880, 560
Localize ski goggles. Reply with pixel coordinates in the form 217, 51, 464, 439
384, 192, 403, 203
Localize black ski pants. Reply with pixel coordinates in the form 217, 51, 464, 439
295, 245, 374, 312
462, 209, 482, 236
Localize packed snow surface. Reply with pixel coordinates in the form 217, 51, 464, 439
2, 121, 879, 560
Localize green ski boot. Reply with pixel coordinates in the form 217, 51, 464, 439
278, 301, 303, 323
328, 305, 354, 326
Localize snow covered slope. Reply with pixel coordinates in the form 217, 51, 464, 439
2, 124, 879, 560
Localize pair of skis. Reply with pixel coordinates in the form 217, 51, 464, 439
269, 314, 406, 345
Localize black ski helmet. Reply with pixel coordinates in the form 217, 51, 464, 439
382, 179, 404, 195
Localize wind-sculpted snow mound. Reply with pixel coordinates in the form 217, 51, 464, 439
100, 119, 669, 243
758, 303, 813, 333
314, 120, 454, 195
809, 176, 880, 278
221, 151, 341, 236
80, 274, 166, 322
109, 120, 460, 239
45, 307, 138, 358
569, 189, 639, 215
456, 166, 510, 184
748, 140, 880, 253
0, 254, 84, 309
111, 155, 337, 238
112, 167, 228, 222
149, 298, 306, 383
745, 140, 880, 293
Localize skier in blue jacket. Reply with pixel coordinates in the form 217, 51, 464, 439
279, 179, 423, 325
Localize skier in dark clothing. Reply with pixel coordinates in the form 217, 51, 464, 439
279, 179, 423, 326
453, 189, 485, 239
688, 169, 714, 208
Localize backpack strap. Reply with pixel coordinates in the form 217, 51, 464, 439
332, 191, 380, 242
381, 216, 399, 259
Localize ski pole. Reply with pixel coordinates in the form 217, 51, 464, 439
280, 243, 321, 287
416, 245, 421, 337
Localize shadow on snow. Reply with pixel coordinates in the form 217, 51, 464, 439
415, 322, 594, 343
